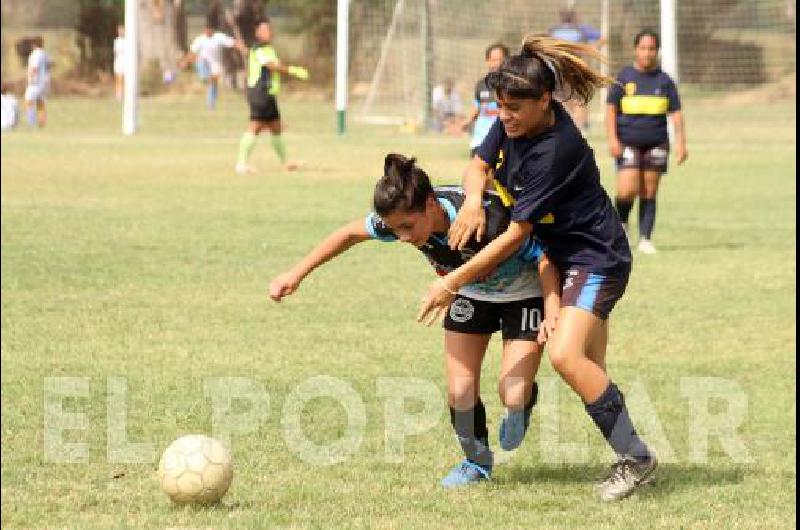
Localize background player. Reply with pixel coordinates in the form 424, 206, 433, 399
235, 18, 309, 174
113, 24, 126, 101
419, 35, 657, 502
179, 20, 238, 110
607, 29, 688, 254
548, 8, 604, 132
24, 36, 50, 128
269, 154, 560, 488
462, 43, 509, 155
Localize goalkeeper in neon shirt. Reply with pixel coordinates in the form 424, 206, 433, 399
235, 18, 309, 174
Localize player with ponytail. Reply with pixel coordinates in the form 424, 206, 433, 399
270, 153, 561, 488
418, 35, 658, 501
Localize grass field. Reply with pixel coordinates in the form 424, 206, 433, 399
1, 91, 796, 529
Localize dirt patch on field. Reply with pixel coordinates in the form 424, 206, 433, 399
722, 73, 796, 105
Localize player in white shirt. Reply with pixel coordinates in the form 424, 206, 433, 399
113, 25, 126, 101
1, 83, 20, 131
24, 36, 51, 128
180, 22, 238, 109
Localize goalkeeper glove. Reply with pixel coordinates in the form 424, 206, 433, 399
287, 65, 309, 80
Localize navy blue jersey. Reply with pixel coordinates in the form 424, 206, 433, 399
475, 102, 631, 274
607, 65, 681, 147
365, 186, 544, 302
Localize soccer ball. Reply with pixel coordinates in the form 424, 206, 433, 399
157, 434, 233, 505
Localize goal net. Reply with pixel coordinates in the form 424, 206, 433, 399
349, 0, 796, 127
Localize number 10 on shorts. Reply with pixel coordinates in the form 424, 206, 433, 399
521, 307, 542, 332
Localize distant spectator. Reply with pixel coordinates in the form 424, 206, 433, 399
549, 9, 604, 132
1, 84, 20, 131
432, 78, 464, 135
24, 36, 51, 128
113, 25, 126, 101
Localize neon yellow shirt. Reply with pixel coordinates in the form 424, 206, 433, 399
247, 44, 281, 96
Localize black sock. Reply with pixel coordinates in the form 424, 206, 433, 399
525, 381, 539, 413
615, 198, 634, 224
585, 382, 650, 462
639, 198, 657, 239
449, 399, 492, 467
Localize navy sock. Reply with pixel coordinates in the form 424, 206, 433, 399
586, 382, 650, 462
615, 198, 634, 224
639, 198, 657, 239
449, 399, 492, 468
523, 381, 539, 416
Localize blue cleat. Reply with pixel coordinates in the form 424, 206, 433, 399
499, 407, 532, 450
499, 383, 538, 451
441, 459, 492, 488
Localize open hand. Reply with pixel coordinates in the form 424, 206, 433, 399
416, 279, 457, 326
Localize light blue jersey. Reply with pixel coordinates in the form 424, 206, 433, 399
470, 78, 500, 149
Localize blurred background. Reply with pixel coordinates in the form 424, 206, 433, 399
1, 0, 796, 127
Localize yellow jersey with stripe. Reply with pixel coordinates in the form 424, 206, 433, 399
607, 65, 681, 147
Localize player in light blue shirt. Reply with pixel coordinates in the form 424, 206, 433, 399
462, 43, 509, 154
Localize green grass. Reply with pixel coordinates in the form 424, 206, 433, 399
1, 91, 796, 529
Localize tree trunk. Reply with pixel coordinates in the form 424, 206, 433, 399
136, 0, 187, 89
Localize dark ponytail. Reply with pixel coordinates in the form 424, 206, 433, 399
373, 154, 433, 216
486, 34, 615, 105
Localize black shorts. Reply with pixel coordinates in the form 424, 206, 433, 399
248, 90, 280, 122
443, 295, 544, 341
560, 266, 630, 320
615, 142, 669, 173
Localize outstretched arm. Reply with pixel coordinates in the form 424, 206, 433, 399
269, 220, 371, 302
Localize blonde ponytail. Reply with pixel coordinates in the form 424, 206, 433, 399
520, 34, 616, 104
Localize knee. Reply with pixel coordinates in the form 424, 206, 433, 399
497, 377, 528, 409
548, 347, 578, 379
448, 381, 477, 409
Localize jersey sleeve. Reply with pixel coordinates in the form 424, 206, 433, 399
606, 73, 623, 105
516, 236, 544, 263
665, 77, 682, 112
475, 118, 504, 166
255, 47, 277, 65
27, 50, 39, 71
364, 213, 397, 242
218, 33, 236, 47
579, 24, 602, 43
190, 36, 202, 54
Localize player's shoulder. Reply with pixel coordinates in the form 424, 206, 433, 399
655, 67, 677, 84
616, 65, 637, 80
433, 185, 465, 211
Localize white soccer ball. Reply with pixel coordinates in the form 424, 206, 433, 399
157, 434, 233, 505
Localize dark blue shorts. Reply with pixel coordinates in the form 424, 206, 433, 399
560, 267, 629, 320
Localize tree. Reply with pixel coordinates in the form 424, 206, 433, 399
137, 0, 188, 89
